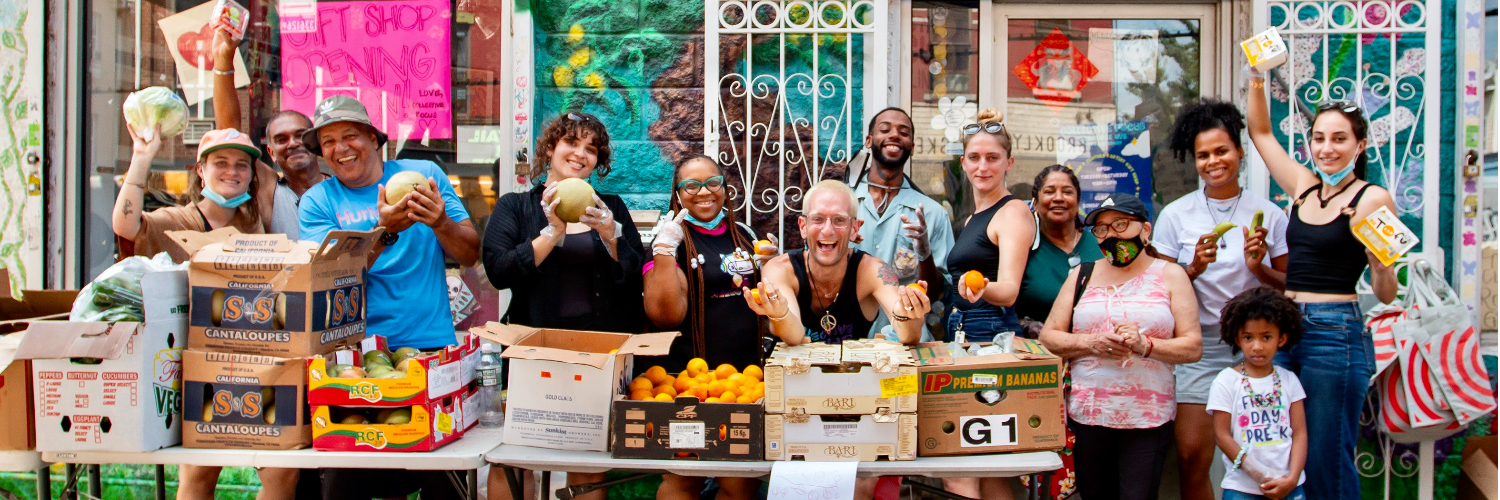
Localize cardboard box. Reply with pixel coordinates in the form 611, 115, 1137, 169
310, 394, 465, 452
307, 334, 479, 407
14, 271, 188, 453
764, 340, 918, 415
179, 229, 379, 358
0, 268, 81, 336
1458, 436, 1497, 500
0, 333, 33, 451
611, 396, 764, 461
1240, 27, 1288, 72
470, 322, 676, 451
181, 349, 310, 450
912, 338, 1065, 456
764, 413, 916, 461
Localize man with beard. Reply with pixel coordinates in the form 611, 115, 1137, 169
844, 108, 954, 341
742, 180, 931, 346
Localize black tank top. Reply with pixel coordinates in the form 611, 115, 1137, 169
947, 195, 1017, 310
1285, 184, 1373, 294
789, 248, 871, 344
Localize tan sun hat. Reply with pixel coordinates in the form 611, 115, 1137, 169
300, 95, 389, 156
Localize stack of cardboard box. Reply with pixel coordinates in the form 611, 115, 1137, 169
762, 340, 918, 461
910, 337, 1067, 456
305, 334, 480, 452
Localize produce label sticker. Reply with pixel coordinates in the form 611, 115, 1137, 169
879, 374, 919, 398
822, 422, 859, 438
1353, 206, 1419, 266
436, 412, 453, 434
669, 422, 705, 449
970, 374, 998, 385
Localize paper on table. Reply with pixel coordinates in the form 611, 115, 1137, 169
768, 461, 858, 500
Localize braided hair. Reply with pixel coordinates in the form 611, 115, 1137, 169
1168, 99, 1246, 163
670, 155, 761, 360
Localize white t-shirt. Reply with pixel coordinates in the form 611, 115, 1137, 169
1153, 190, 1288, 325
1206, 366, 1307, 494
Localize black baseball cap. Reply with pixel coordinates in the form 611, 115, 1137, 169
1084, 193, 1150, 226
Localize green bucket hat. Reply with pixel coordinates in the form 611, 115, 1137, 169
300, 95, 389, 156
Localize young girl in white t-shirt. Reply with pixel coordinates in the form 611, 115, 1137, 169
1207, 287, 1308, 500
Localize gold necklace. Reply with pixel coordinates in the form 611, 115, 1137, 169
805, 252, 840, 333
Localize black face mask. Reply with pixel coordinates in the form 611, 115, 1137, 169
1099, 235, 1146, 267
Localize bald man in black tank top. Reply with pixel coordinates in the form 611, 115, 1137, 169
742, 180, 933, 345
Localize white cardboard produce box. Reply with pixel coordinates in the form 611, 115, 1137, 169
15, 271, 188, 453
764, 413, 917, 461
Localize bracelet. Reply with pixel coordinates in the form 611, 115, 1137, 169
1250, 79, 1264, 89
214, 69, 235, 76
1232, 448, 1248, 470
768, 308, 791, 322
122, 180, 146, 189
1143, 337, 1155, 359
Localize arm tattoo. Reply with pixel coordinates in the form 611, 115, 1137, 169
877, 262, 899, 285
122, 200, 133, 216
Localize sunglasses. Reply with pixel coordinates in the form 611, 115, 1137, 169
1316, 100, 1360, 113
675, 176, 725, 195
963, 122, 1006, 136
565, 112, 596, 123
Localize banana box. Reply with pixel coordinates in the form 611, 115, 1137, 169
13, 271, 188, 453
182, 349, 310, 449
611, 396, 764, 461
307, 334, 480, 407
176, 228, 380, 358
911, 338, 1065, 456
763, 339, 918, 415
310, 394, 465, 452
763, 412, 916, 461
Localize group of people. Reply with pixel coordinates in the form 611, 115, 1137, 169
108, 26, 1396, 500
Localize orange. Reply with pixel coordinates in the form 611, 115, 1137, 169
743, 365, 763, 381
689, 385, 709, 400
629, 377, 654, 392
722, 379, 741, 394
673, 373, 694, 394
630, 390, 654, 401
736, 394, 757, 404
654, 393, 674, 402
714, 364, 738, 379
705, 397, 721, 403
653, 385, 678, 398
644, 366, 671, 385
686, 358, 709, 377
963, 270, 985, 294
720, 391, 738, 402
707, 381, 726, 398
696, 373, 713, 385
907, 282, 927, 294
750, 289, 763, 304
754, 240, 777, 255
727, 373, 747, 386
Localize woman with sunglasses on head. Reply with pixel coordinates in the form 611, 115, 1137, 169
481, 111, 645, 500
1247, 71, 1397, 500
1157, 100, 1291, 500
644, 155, 773, 500
940, 109, 1035, 500
1038, 193, 1203, 500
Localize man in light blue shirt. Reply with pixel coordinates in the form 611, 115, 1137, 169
847, 107, 954, 342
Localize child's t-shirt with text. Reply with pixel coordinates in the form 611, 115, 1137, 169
1206, 365, 1307, 494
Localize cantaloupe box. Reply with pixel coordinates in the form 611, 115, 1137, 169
182, 349, 310, 450
307, 334, 479, 407
1240, 27, 1288, 73
764, 339, 917, 415
611, 396, 764, 461
310, 393, 466, 452
912, 337, 1065, 456
0, 273, 81, 451
176, 228, 379, 358
13, 271, 188, 453
764, 412, 916, 461
470, 322, 677, 451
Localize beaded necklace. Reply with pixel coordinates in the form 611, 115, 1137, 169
1237, 364, 1283, 408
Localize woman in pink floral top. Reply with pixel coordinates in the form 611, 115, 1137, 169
1039, 193, 1203, 500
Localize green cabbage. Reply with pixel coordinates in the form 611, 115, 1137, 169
122, 87, 188, 142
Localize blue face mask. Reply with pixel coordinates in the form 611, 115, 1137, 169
684, 210, 727, 230
1317, 162, 1356, 186
201, 188, 252, 209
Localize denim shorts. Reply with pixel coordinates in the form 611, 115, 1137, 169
946, 305, 1020, 343
1174, 324, 1241, 405
1222, 485, 1305, 500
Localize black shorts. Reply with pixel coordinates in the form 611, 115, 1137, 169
320, 468, 462, 500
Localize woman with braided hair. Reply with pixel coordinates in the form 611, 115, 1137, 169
644, 155, 775, 500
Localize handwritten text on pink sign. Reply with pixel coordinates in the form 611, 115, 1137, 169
280, 0, 452, 140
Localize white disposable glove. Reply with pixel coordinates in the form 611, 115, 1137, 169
900, 204, 932, 261
651, 210, 688, 257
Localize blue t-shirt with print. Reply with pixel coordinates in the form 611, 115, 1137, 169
299, 159, 469, 350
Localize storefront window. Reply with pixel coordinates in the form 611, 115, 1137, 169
81, 0, 506, 325
910, 1, 980, 229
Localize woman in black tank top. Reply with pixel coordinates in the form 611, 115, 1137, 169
1248, 71, 1398, 500
941, 109, 1037, 500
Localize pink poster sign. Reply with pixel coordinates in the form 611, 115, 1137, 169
280, 0, 452, 140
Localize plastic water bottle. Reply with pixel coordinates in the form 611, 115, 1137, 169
477, 344, 504, 428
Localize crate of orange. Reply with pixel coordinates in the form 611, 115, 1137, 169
763, 339, 918, 415
611, 359, 766, 460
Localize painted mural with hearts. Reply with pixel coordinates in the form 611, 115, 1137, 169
279, 0, 454, 140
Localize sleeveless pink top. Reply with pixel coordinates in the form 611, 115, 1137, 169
1067, 259, 1178, 428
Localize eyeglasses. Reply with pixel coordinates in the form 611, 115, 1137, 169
676, 176, 725, 195
806, 215, 853, 228
963, 122, 1006, 136
1090, 219, 1138, 238
565, 112, 595, 123
1316, 100, 1360, 113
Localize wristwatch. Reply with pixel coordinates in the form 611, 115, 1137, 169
379, 231, 400, 246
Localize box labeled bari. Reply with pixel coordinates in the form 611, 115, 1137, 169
307, 334, 479, 407
470, 322, 676, 452
179, 229, 379, 358
310, 394, 465, 452
182, 349, 310, 449
764, 339, 917, 415
764, 412, 916, 461
612, 396, 764, 461
912, 337, 1065, 456
14, 271, 188, 453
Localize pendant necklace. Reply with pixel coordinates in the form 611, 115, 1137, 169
805, 252, 839, 334
1203, 190, 1242, 249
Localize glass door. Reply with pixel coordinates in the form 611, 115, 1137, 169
992, 4, 1218, 218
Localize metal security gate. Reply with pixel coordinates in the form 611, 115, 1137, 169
703, 0, 888, 246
